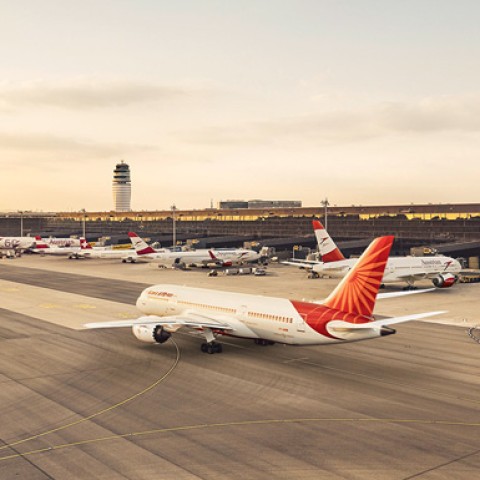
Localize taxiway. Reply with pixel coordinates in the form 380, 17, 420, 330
0, 256, 479, 479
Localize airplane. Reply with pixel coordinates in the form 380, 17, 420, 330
31, 236, 81, 255
68, 238, 138, 262
128, 232, 262, 267
31, 237, 90, 256
285, 220, 461, 289
85, 235, 445, 354
0, 236, 36, 257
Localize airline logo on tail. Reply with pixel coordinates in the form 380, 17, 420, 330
128, 232, 156, 255
323, 235, 394, 317
34, 236, 49, 249
313, 220, 345, 262
80, 238, 92, 249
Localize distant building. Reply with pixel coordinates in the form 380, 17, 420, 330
218, 200, 249, 209
247, 200, 302, 209
219, 199, 302, 209
112, 160, 131, 212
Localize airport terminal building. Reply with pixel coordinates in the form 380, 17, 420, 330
2, 203, 480, 258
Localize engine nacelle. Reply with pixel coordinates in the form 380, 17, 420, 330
132, 324, 172, 344
431, 273, 457, 288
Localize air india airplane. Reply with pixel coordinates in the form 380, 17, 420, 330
85, 236, 444, 354
286, 220, 461, 289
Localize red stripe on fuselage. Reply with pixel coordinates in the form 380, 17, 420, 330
290, 300, 371, 339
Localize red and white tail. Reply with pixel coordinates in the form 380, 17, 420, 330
323, 236, 394, 317
80, 238, 92, 249
34, 236, 49, 249
313, 220, 345, 262
128, 232, 156, 255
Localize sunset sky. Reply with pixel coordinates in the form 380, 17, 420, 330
1, 0, 480, 211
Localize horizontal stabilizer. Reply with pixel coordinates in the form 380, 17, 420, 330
328, 311, 446, 332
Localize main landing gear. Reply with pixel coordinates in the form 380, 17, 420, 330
201, 342, 223, 354
254, 339, 275, 346
200, 328, 223, 354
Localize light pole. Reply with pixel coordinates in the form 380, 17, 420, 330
171, 204, 177, 247
18, 211, 24, 237
321, 198, 329, 230
80, 209, 86, 238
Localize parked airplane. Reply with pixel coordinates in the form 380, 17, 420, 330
286, 220, 461, 289
85, 236, 444, 354
68, 239, 138, 262
128, 232, 261, 267
0, 236, 36, 257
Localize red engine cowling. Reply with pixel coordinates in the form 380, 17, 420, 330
432, 273, 457, 288
132, 324, 172, 344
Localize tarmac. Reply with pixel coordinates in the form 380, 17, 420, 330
0, 255, 479, 479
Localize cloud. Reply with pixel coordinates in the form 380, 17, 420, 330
0, 80, 193, 110
0, 132, 156, 160
181, 94, 480, 147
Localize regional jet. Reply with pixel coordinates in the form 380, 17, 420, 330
285, 220, 461, 289
85, 236, 444, 354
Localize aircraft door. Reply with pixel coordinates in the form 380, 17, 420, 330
236, 304, 248, 320
167, 295, 178, 314
297, 313, 306, 333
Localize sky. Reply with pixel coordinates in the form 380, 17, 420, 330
1, 0, 480, 212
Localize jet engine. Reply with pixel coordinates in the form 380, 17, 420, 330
431, 273, 457, 288
132, 324, 172, 344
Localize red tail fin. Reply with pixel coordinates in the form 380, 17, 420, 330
313, 220, 345, 262
323, 236, 394, 317
80, 238, 92, 249
34, 236, 49, 249
128, 232, 156, 255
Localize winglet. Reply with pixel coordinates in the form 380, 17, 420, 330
313, 220, 345, 262
323, 236, 394, 317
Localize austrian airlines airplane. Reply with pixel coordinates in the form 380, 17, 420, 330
287, 220, 461, 289
128, 232, 261, 267
85, 236, 444, 354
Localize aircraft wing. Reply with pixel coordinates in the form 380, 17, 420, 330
394, 272, 430, 281
84, 312, 234, 332
281, 260, 314, 269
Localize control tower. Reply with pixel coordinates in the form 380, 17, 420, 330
112, 160, 131, 211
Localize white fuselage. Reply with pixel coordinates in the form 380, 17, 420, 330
75, 248, 138, 260
40, 237, 81, 248
211, 248, 261, 263
313, 255, 461, 283
137, 248, 257, 266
